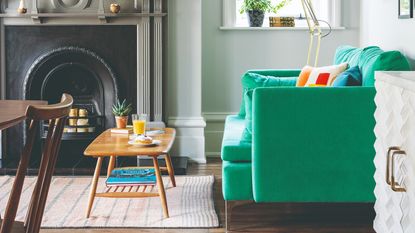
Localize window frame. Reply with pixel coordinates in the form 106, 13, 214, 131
222, 0, 342, 28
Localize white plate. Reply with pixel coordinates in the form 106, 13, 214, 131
128, 139, 161, 147
146, 130, 165, 136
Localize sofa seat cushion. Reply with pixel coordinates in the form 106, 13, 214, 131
221, 115, 252, 162
222, 161, 253, 201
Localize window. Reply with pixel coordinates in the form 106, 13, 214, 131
223, 0, 341, 28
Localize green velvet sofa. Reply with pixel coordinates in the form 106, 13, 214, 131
221, 46, 411, 228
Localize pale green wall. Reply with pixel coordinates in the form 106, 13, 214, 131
361, 0, 415, 66
202, 0, 361, 156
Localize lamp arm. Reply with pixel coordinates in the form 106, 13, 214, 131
302, 0, 320, 26
301, 0, 322, 66
301, 0, 312, 33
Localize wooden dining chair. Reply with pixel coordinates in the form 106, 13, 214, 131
0, 94, 73, 233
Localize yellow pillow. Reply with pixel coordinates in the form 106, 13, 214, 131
305, 63, 348, 87
296, 66, 313, 87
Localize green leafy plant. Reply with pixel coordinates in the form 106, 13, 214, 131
273, 0, 292, 14
240, 0, 273, 14
240, 0, 292, 14
112, 99, 132, 116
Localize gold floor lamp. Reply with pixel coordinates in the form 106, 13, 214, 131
301, 0, 322, 67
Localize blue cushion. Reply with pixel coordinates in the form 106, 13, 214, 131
332, 66, 362, 87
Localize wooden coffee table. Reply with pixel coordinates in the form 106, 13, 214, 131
83, 128, 176, 218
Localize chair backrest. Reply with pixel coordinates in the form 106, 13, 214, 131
0, 94, 73, 233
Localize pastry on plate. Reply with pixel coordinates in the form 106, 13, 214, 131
135, 135, 153, 144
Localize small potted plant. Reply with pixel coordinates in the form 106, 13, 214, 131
112, 99, 132, 129
240, 0, 291, 27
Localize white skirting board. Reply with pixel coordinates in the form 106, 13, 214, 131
168, 117, 206, 164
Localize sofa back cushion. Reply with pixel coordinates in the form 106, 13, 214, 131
334, 46, 411, 87
359, 47, 411, 86
241, 75, 298, 141
334, 46, 362, 68
238, 73, 297, 117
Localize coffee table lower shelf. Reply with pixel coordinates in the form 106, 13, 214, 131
86, 155, 176, 219
96, 184, 159, 198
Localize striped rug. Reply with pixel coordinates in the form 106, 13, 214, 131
0, 175, 219, 228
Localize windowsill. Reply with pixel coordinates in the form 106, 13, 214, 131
219, 26, 346, 31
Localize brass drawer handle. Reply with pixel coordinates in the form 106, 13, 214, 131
387, 147, 401, 186
391, 150, 406, 193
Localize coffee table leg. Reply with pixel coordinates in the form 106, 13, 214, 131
153, 156, 169, 218
164, 154, 176, 187
86, 157, 103, 218
107, 156, 116, 178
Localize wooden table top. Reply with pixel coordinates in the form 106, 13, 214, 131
84, 128, 176, 157
0, 100, 47, 130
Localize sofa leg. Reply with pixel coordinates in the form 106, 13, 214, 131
225, 201, 232, 232
225, 200, 254, 232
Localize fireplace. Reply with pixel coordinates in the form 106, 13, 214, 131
25, 46, 118, 141
0, 0, 167, 174
3, 26, 137, 173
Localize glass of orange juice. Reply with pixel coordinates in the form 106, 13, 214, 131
132, 114, 147, 136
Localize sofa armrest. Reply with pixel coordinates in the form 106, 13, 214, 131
246, 69, 301, 77
252, 87, 376, 203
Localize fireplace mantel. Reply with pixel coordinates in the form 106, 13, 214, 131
0, 0, 173, 166
0, 0, 166, 128
0, 0, 208, 164
0, 0, 166, 23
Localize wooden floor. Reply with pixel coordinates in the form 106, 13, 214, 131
41, 158, 375, 233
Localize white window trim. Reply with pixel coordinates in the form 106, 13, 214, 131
223, 0, 236, 27
222, 0, 342, 28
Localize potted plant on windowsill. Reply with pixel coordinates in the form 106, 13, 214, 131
240, 0, 291, 27
112, 99, 132, 129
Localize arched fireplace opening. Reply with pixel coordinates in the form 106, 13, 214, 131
23, 47, 119, 171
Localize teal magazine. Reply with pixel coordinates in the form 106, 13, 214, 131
106, 168, 156, 186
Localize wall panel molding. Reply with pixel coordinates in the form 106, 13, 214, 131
203, 112, 236, 157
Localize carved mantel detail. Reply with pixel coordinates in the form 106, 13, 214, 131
1, 0, 144, 13
51, 0, 92, 10
0, 0, 165, 24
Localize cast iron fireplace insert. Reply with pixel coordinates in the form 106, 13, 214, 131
25, 47, 115, 141
2, 26, 137, 175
